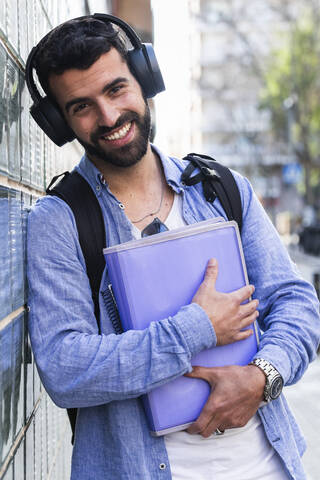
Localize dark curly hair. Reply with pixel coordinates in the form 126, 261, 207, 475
34, 17, 130, 95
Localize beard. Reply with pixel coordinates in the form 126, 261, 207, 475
76, 103, 151, 168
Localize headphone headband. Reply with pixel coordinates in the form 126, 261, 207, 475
26, 13, 144, 101
26, 13, 165, 146
92, 13, 143, 49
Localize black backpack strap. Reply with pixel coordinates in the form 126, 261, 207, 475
46, 171, 106, 328
181, 153, 243, 233
46, 171, 107, 446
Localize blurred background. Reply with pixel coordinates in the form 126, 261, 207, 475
0, 0, 319, 479
152, 0, 320, 261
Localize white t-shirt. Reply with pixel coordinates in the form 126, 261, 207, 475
131, 191, 187, 238
132, 193, 289, 480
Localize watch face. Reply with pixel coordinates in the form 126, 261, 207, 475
270, 376, 284, 399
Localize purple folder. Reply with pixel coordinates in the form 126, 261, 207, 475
103, 219, 259, 435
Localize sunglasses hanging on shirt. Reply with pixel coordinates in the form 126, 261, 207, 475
141, 217, 168, 237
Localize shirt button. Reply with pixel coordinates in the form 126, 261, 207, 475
159, 463, 166, 470
181, 181, 186, 187
119, 203, 125, 210
96, 185, 101, 191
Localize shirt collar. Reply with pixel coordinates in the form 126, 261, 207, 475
77, 153, 105, 187
76, 144, 183, 193
151, 144, 182, 191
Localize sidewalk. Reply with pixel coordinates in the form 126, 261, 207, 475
285, 354, 320, 480
281, 245, 320, 479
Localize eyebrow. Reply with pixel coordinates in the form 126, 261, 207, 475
64, 77, 128, 113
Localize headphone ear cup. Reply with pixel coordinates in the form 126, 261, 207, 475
30, 96, 75, 147
128, 44, 165, 98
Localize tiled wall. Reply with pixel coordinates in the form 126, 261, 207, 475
0, 1, 102, 479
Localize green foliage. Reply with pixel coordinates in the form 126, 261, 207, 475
260, 11, 320, 164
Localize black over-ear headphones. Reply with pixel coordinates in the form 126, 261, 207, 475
25, 13, 165, 147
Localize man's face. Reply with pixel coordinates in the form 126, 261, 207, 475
49, 48, 151, 168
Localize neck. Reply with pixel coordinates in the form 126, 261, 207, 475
92, 143, 158, 195
86, 143, 174, 229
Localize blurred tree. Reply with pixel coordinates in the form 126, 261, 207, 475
259, 4, 320, 209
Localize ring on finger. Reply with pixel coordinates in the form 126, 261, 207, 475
214, 427, 225, 435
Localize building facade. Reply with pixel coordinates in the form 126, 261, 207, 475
198, 0, 311, 221
152, 0, 202, 157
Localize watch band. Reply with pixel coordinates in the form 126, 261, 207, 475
250, 358, 283, 402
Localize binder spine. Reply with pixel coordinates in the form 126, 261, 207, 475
105, 252, 134, 332
101, 284, 123, 335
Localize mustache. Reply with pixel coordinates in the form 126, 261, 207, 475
91, 112, 140, 143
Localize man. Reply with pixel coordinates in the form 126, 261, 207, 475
27, 16, 320, 480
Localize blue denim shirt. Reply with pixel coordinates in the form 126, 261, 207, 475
27, 145, 320, 480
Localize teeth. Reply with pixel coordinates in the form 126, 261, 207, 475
104, 122, 131, 141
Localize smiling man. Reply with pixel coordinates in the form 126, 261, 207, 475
26, 15, 320, 480
55, 51, 152, 169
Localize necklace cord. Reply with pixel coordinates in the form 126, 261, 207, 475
131, 181, 165, 224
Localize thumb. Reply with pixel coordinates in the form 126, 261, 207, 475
184, 365, 217, 383
203, 258, 218, 287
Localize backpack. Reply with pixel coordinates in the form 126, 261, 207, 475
45, 152, 242, 443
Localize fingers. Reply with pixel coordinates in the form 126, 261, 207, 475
239, 298, 259, 316
238, 302, 259, 326
186, 365, 263, 438
231, 284, 255, 303
186, 395, 227, 437
202, 258, 218, 288
232, 328, 254, 342
190, 416, 223, 438
185, 365, 217, 383
241, 311, 259, 328
187, 416, 214, 436
186, 396, 217, 435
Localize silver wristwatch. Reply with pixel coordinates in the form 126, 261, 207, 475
250, 358, 283, 402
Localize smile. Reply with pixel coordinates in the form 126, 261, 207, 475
101, 122, 132, 141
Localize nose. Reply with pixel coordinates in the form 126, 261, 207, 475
97, 100, 120, 128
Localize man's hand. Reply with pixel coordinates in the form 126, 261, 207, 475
185, 364, 266, 437
192, 258, 259, 345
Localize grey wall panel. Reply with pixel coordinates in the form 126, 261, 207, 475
30, 124, 44, 190
36, 0, 52, 44
0, 2, 6, 37
27, 0, 36, 54
25, 418, 34, 480
0, 322, 13, 466
24, 327, 34, 423
18, 0, 29, 63
7, 59, 21, 182
29, 120, 37, 189
0, 46, 8, 176
9, 190, 24, 311
33, 362, 41, 408
13, 439, 24, 480
41, 396, 48, 478
22, 193, 31, 305
1, 463, 12, 480
0, 188, 10, 318
11, 314, 24, 442
20, 72, 31, 186
5, 0, 18, 55
34, 405, 41, 480
45, 139, 55, 189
